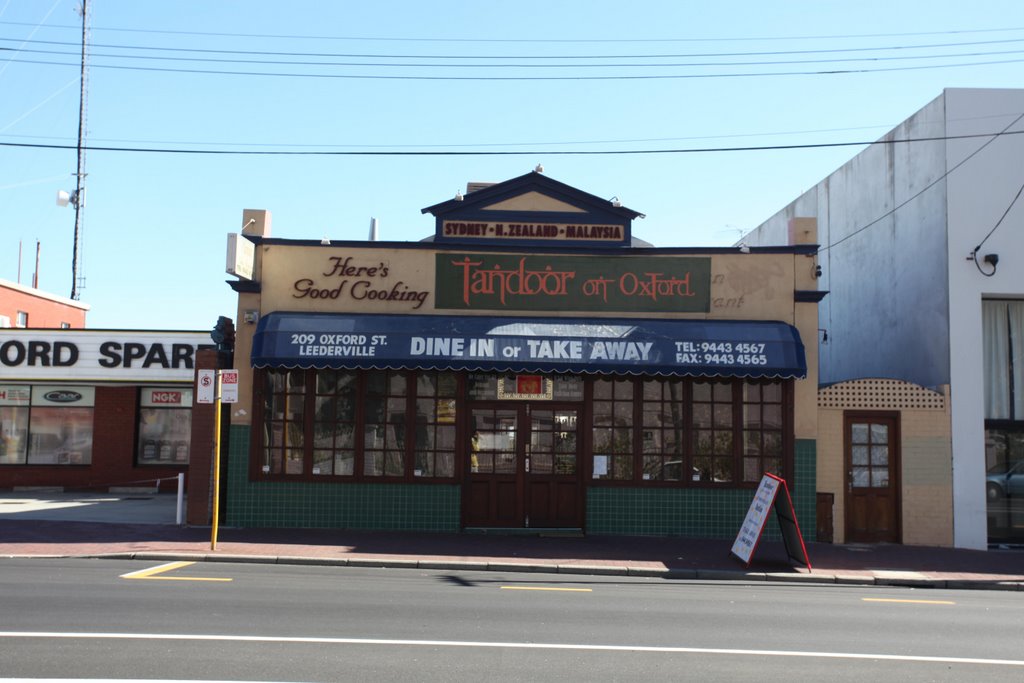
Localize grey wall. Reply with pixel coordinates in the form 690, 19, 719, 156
746, 93, 951, 388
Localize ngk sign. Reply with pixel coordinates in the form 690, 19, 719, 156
0, 330, 213, 382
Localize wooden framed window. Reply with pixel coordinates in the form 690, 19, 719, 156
591, 378, 635, 480
741, 381, 785, 482
262, 369, 306, 475
312, 370, 357, 477
412, 371, 458, 479
641, 378, 688, 482
363, 370, 408, 477
691, 380, 735, 484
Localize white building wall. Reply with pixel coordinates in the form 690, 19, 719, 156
746, 88, 1024, 549
944, 88, 1024, 549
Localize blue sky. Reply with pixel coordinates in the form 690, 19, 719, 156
2, 0, 1022, 330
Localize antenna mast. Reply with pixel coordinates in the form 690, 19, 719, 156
70, 0, 89, 300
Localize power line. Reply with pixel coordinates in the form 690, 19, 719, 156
4, 112, 1015, 149
4, 34, 1024, 59
2, 19, 1023, 44
2, 128, 1021, 156
5, 55, 1024, 80
0, 122, 902, 149
7, 44, 1024, 70
821, 112, 1024, 254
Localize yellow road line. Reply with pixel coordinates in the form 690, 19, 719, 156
120, 561, 232, 582
862, 598, 955, 605
500, 586, 592, 593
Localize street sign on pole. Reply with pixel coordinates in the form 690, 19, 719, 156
196, 369, 216, 404
221, 370, 239, 404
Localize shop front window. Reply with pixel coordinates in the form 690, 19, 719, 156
742, 381, 784, 482
412, 372, 457, 478
137, 388, 193, 465
592, 378, 634, 480
22, 386, 95, 465
364, 371, 408, 477
595, 377, 790, 487
263, 370, 306, 475
313, 370, 357, 477
259, 369, 459, 481
983, 299, 1024, 542
0, 385, 31, 465
28, 407, 93, 465
692, 380, 735, 484
641, 379, 687, 481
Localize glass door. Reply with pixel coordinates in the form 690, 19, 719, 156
463, 404, 583, 529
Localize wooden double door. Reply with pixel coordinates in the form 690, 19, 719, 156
464, 403, 583, 529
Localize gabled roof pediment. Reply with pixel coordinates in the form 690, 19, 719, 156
421, 171, 642, 248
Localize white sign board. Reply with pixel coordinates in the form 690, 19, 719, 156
221, 369, 239, 404
0, 330, 212, 383
226, 233, 255, 280
730, 474, 781, 565
196, 369, 216, 404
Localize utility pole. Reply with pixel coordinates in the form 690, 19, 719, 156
70, 0, 89, 300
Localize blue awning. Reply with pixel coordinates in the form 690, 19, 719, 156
251, 312, 806, 379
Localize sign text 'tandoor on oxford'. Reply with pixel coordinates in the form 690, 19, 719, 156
435, 254, 711, 313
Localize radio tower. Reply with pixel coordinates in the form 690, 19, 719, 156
70, 0, 90, 300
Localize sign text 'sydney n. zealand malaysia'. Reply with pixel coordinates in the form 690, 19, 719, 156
291, 256, 430, 310
435, 254, 711, 313
442, 220, 624, 242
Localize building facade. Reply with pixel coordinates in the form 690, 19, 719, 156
0, 279, 89, 329
0, 329, 211, 491
222, 172, 822, 538
744, 88, 1024, 549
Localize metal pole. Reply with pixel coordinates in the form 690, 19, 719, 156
71, 0, 88, 300
210, 371, 223, 550
176, 472, 184, 526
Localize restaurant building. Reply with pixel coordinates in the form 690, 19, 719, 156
222, 172, 822, 537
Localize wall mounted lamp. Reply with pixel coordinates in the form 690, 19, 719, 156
970, 248, 999, 277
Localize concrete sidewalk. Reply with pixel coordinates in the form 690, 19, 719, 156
1, 492, 1021, 590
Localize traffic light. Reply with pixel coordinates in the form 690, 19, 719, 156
211, 316, 235, 352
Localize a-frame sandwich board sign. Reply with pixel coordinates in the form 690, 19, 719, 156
730, 473, 812, 570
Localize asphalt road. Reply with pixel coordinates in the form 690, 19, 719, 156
2, 558, 1023, 682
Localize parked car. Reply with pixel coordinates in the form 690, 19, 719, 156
987, 459, 1024, 500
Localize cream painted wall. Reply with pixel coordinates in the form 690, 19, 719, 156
818, 381, 952, 546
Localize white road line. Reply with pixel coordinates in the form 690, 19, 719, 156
0, 632, 1022, 667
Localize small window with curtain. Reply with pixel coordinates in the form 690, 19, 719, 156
983, 299, 1024, 421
